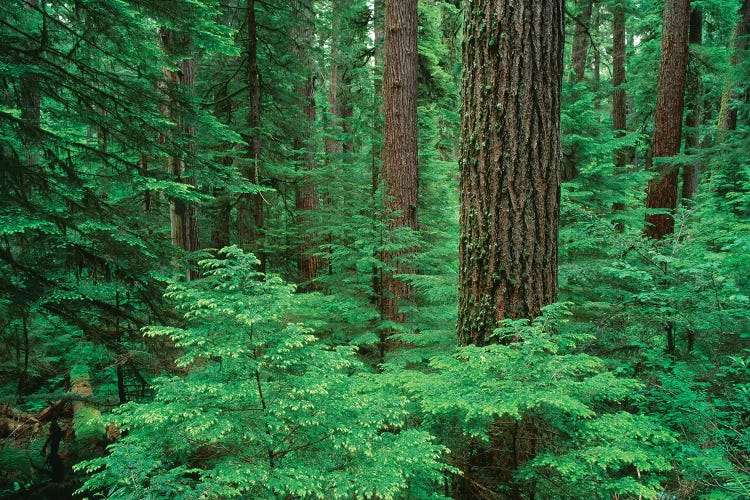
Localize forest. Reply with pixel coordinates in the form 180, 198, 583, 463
0, 0, 749, 498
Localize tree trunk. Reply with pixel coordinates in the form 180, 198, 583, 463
19, 0, 40, 192
159, 28, 200, 279
237, 0, 265, 270
561, 0, 593, 182
381, 0, 419, 323
212, 82, 232, 250
718, 0, 750, 136
293, 2, 321, 289
644, 0, 691, 240
458, 0, 563, 346
326, 2, 344, 164
372, 0, 385, 310
570, 0, 593, 83
611, 0, 628, 229
681, 6, 702, 203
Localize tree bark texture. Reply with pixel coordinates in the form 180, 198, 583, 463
159, 28, 200, 278
326, 1, 344, 163
457, 0, 564, 347
681, 7, 702, 202
611, 0, 628, 226
237, 0, 265, 270
293, 2, 321, 288
644, 0, 691, 240
570, 0, 593, 83
381, 0, 419, 322
718, 0, 750, 135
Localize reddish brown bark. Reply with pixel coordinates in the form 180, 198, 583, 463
681, 7, 702, 203
611, 0, 628, 227
718, 0, 750, 135
644, 0, 691, 239
381, 0, 419, 322
612, 0, 627, 163
457, 0, 564, 346
293, 2, 321, 289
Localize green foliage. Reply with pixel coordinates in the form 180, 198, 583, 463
77, 248, 449, 499
395, 304, 675, 497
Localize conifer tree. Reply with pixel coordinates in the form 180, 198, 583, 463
381, 0, 419, 322
237, 0, 265, 269
644, 0, 691, 239
457, 0, 564, 345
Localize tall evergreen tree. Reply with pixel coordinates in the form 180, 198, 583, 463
237, 0, 265, 269
159, 28, 200, 279
457, 0, 564, 346
644, 0, 691, 239
381, 0, 419, 322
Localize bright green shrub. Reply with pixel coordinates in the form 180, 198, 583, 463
76, 247, 449, 499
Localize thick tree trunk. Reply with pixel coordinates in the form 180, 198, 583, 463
159, 28, 200, 279
681, 7, 702, 203
237, 0, 265, 270
293, 2, 321, 289
381, 0, 419, 322
644, 0, 691, 240
458, 0, 563, 346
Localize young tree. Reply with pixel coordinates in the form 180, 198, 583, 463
381, 0, 419, 322
457, 0, 564, 346
644, 0, 691, 239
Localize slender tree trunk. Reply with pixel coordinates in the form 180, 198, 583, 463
381, 0, 419, 323
561, 0, 593, 182
293, 2, 321, 289
458, 0, 563, 345
19, 0, 41, 192
681, 7, 702, 203
238, 0, 265, 270
718, 0, 750, 136
611, 0, 628, 228
159, 28, 200, 279
326, 3, 344, 163
644, 0, 691, 240
570, 0, 593, 83
212, 82, 232, 249
372, 0, 385, 310
592, 4, 601, 112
